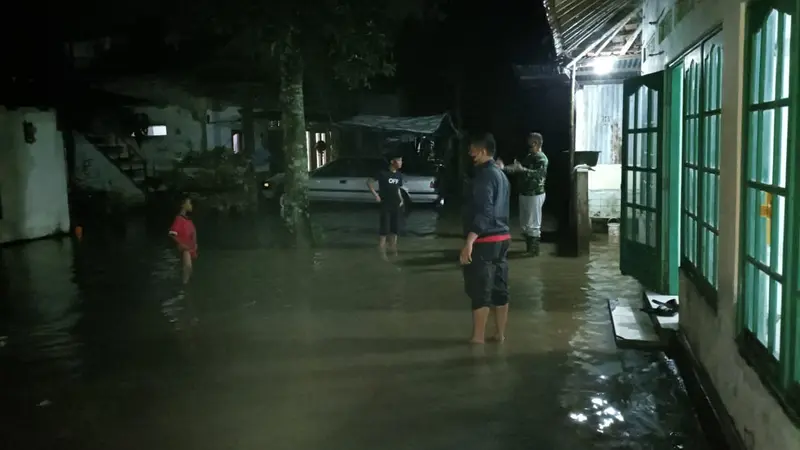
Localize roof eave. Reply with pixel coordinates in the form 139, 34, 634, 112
542, 0, 566, 57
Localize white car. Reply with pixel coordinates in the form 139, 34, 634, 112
262, 157, 442, 208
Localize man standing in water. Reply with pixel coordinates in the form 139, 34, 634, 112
367, 155, 405, 258
169, 195, 198, 285
499, 132, 548, 256
460, 133, 511, 344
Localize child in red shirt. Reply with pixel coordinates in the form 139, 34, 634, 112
169, 196, 197, 285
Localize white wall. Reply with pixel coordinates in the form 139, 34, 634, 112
133, 105, 268, 173
69, 104, 270, 198
0, 107, 71, 244
588, 164, 622, 219
642, 0, 800, 447
642, 0, 725, 75
135, 105, 209, 172
73, 134, 145, 204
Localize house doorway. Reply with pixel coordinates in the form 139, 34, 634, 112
232, 130, 242, 154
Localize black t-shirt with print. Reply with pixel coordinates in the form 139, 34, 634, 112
376, 170, 404, 209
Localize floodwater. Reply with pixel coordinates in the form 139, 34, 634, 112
0, 207, 709, 450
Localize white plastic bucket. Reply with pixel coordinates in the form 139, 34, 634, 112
607, 218, 620, 244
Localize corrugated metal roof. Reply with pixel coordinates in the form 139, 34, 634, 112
543, 0, 641, 59
574, 83, 623, 164
575, 55, 642, 79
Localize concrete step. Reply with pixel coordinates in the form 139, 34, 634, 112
608, 297, 665, 350
96, 144, 125, 153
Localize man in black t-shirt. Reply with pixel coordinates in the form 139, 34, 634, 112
367, 155, 405, 258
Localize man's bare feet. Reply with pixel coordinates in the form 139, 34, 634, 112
469, 337, 485, 344
489, 335, 506, 343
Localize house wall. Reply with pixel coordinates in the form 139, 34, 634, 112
71, 104, 251, 200
0, 107, 70, 244
588, 165, 622, 220
133, 105, 269, 172
135, 105, 216, 172
641, 0, 800, 448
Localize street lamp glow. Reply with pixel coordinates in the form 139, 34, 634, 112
593, 57, 617, 75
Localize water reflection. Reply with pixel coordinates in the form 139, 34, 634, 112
0, 212, 709, 450
0, 240, 82, 379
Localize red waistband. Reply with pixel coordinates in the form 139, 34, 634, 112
475, 233, 511, 243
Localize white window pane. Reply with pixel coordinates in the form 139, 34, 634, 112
147, 125, 167, 136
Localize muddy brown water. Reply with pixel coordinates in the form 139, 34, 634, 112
0, 208, 708, 450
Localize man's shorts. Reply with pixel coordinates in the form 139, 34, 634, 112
462, 240, 510, 310
379, 207, 401, 236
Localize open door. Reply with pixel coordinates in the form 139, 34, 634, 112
620, 71, 669, 293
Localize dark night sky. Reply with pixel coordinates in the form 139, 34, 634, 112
5, 1, 556, 146
394, 1, 555, 137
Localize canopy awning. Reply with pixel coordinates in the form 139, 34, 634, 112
335, 113, 454, 135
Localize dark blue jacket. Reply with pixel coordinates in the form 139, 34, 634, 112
463, 160, 510, 238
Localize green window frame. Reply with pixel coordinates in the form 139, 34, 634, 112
681, 34, 723, 306
737, 0, 800, 419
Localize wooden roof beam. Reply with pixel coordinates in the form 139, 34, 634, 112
617, 23, 642, 55
566, 6, 642, 69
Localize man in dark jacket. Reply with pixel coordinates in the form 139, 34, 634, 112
460, 133, 512, 344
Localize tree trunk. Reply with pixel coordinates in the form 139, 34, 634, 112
279, 40, 313, 247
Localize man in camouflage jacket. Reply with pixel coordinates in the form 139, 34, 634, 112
498, 132, 548, 256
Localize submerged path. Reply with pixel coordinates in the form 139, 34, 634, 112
0, 209, 707, 450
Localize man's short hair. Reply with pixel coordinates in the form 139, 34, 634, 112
529, 132, 543, 146
469, 132, 497, 157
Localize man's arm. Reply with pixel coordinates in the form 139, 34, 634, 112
366, 177, 380, 201
516, 155, 546, 177
396, 174, 405, 205
397, 182, 404, 206
468, 171, 496, 237
169, 221, 190, 252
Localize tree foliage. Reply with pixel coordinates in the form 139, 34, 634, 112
181, 0, 417, 89
167, 0, 427, 246
63, 0, 435, 245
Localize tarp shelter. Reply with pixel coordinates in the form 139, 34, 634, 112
335, 114, 455, 136
333, 113, 458, 160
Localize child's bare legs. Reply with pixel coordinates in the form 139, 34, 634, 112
181, 251, 193, 285
378, 236, 389, 260
388, 234, 398, 253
